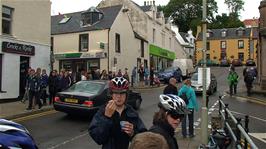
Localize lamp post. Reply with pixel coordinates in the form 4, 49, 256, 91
201, 0, 208, 145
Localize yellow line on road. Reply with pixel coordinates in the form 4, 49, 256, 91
11, 110, 58, 122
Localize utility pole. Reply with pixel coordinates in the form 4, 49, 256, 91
201, 0, 208, 145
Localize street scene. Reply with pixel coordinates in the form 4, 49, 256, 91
1, 0, 266, 149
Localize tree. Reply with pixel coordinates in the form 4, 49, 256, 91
161, 0, 218, 33
209, 13, 244, 29
224, 0, 244, 16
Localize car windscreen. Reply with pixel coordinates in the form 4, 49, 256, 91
65, 81, 104, 94
164, 67, 176, 72
191, 73, 198, 81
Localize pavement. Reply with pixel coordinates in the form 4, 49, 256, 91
0, 84, 265, 148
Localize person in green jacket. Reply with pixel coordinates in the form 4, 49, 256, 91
178, 79, 199, 138
227, 67, 239, 96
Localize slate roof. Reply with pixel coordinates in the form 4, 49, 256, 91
51, 5, 122, 35
197, 27, 251, 41
140, 5, 152, 12
179, 32, 189, 43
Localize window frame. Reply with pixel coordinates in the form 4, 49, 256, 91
2, 5, 14, 35
220, 41, 226, 49
141, 40, 144, 57
238, 40, 244, 49
79, 34, 89, 52
115, 33, 121, 53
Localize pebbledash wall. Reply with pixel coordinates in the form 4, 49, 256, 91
0, 0, 51, 100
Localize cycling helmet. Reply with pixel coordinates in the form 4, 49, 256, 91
159, 94, 190, 115
0, 119, 38, 149
109, 77, 129, 93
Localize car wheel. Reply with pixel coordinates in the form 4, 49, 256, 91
134, 98, 141, 110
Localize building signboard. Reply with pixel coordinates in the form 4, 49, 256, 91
149, 44, 175, 60
2, 41, 35, 56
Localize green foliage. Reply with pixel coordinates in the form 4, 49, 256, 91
224, 0, 244, 16
209, 13, 244, 29
161, 0, 218, 33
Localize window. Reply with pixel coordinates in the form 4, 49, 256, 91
141, 40, 144, 57
221, 31, 226, 37
238, 40, 244, 49
0, 54, 2, 91
81, 7, 103, 26
115, 33, 121, 53
237, 30, 244, 36
238, 53, 244, 61
153, 28, 156, 43
169, 37, 172, 49
51, 37, 54, 51
207, 42, 210, 50
207, 54, 210, 59
161, 33, 165, 47
59, 16, 71, 24
2, 6, 13, 34
221, 41, 226, 49
79, 34, 88, 52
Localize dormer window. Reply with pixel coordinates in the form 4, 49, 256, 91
221, 29, 227, 37
206, 29, 213, 38
81, 7, 103, 27
236, 27, 245, 36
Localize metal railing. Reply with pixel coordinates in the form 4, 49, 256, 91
218, 95, 258, 149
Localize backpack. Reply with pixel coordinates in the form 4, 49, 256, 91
180, 92, 189, 105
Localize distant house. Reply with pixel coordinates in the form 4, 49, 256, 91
243, 18, 259, 28
196, 27, 258, 65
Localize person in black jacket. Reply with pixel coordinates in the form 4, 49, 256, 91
149, 94, 189, 149
48, 70, 58, 105
163, 78, 178, 95
89, 77, 147, 149
27, 69, 42, 110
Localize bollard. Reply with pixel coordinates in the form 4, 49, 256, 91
236, 118, 242, 147
244, 115, 249, 149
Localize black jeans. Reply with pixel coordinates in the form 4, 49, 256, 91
182, 109, 194, 137
40, 88, 47, 104
229, 84, 237, 96
28, 90, 42, 109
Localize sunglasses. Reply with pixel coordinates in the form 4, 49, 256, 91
168, 112, 184, 120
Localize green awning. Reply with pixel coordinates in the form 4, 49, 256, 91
149, 44, 176, 60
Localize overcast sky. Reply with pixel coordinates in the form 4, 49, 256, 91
51, 0, 262, 20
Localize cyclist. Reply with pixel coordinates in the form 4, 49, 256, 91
89, 77, 147, 149
149, 94, 190, 149
0, 119, 38, 149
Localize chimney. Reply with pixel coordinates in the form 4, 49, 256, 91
153, 0, 155, 5
144, 1, 146, 6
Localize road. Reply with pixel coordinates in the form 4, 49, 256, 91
18, 67, 266, 149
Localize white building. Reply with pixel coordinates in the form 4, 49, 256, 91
0, 0, 51, 100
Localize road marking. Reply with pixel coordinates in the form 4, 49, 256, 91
47, 132, 88, 149
229, 110, 266, 123
249, 133, 266, 144
11, 110, 58, 122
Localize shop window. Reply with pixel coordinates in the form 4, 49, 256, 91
238, 40, 244, 49
220, 41, 226, 49
2, 6, 13, 35
0, 54, 2, 91
115, 33, 121, 53
141, 40, 144, 57
79, 34, 89, 52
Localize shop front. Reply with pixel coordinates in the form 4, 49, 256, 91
149, 44, 176, 71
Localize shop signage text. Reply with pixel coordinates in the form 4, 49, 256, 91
2, 41, 35, 55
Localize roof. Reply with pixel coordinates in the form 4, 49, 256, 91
243, 19, 259, 27
140, 5, 152, 12
51, 5, 122, 35
179, 32, 189, 43
197, 27, 251, 40
134, 31, 148, 42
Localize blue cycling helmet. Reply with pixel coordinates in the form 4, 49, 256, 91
0, 119, 38, 149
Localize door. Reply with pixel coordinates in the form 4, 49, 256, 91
19, 56, 30, 98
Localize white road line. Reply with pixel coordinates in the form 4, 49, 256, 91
249, 133, 266, 144
230, 111, 266, 123
47, 132, 88, 149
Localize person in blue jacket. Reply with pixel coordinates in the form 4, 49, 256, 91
178, 79, 198, 138
89, 77, 147, 149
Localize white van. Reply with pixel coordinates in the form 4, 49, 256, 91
172, 59, 194, 78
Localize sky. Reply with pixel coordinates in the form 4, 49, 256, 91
51, 0, 262, 20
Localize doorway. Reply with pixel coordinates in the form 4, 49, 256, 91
19, 56, 30, 98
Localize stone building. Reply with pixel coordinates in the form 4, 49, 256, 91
0, 0, 51, 100
258, 0, 266, 90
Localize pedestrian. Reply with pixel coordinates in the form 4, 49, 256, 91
150, 67, 154, 86
174, 67, 182, 82
100, 69, 109, 80
144, 66, 150, 86
129, 132, 169, 149
227, 67, 239, 96
40, 69, 48, 105
89, 77, 147, 149
21, 67, 31, 103
131, 66, 137, 87
123, 68, 129, 81
138, 65, 145, 87
27, 69, 42, 110
163, 78, 178, 95
108, 71, 113, 80
117, 69, 123, 77
244, 68, 254, 96
149, 94, 189, 149
65, 71, 72, 87
178, 79, 198, 138
94, 69, 101, 80
81, 70, 87, 81
48, 70, 58, 105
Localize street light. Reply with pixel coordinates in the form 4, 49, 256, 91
201, 0, 208, 145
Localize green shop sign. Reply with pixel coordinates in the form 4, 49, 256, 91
149, 44, 175, 60
54, 53, 82, 59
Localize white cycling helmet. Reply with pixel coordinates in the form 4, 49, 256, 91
159, 94, 190, 114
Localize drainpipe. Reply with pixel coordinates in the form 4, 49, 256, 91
108, 29, 110, 72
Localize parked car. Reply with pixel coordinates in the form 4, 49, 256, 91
231, 59, 242, 66
220, 59, 230, 67
198, 59, 219, 67
53, 80, 142, 115
246, 59, 256, 66
157, 67, 182, 84
191, 72, 217, 95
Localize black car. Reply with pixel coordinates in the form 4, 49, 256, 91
54, 80, 142, 115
